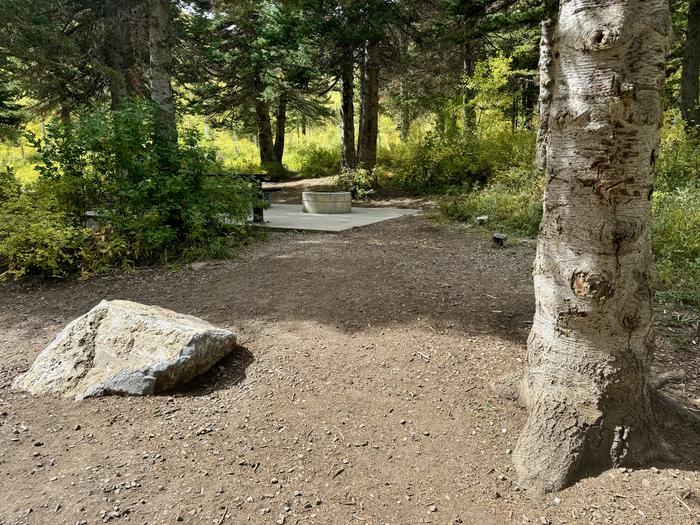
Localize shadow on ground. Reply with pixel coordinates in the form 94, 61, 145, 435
170, 345, 254, 397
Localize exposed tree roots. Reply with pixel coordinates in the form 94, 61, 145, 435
499, 369, 700, 494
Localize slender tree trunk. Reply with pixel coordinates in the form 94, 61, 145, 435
400, 103, 411, 141
513, 0, 695, 493
680, 0, 700, 125
399, 34, 411, 141
148, 0, 177, 148
357, 52, 366, 158
462, 42, 476, 132
535, 11, 556, 170
274, 92, 287, 163
357, 39, 380, 171
340, 49, 357, 170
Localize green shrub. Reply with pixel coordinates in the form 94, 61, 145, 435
295, 143, 341, 178
336, 168, 376, 200
34, 101, 255, 264
382, 128, 535, 194
0, 166, 20, 202
441, 167, 543, 236
0, 100, 256, 280
656, 110, 700, 192
0, 188, 83, 279
653, 185, 700, 307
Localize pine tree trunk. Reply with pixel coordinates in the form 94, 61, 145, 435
148, 0, 177, 147
357, 39, 380, 171
400, 103, 411, 141
462, 42, 476, 132
106, 42, 129, 110
535, 15, 555, 170
104, 0, 134, 110
274, 92, 288, 163
253, 78, 279, 171
340, 49, 357, 170
680, 0, 700, 125
255, 98, 277, 167
514, 0, 677, 492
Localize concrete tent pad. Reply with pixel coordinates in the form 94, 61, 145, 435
261, 204, 420, 232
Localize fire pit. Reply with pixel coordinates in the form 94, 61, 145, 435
302, 191, 352, 214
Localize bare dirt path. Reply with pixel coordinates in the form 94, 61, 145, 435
0, 194, 698, 524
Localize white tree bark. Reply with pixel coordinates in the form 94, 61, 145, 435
514, 0, 676, 492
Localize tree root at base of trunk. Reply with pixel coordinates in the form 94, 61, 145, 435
497, 370, 700, 494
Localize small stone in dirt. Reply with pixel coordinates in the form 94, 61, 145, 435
429, 505, 438, 513
74, 424, 81, 431
276, 514, 286, 524
540, 518, 549, 525
553, 497, 561, 505
271, 477, 279, 484
175, 516, 184, 522
33, 441, 44, 447
293, 490, 302, 497
493, 233, 508, 248
259, 508, 271, 515
476, 216, 489, 225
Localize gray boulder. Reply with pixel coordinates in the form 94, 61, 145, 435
13, 300, 236, 399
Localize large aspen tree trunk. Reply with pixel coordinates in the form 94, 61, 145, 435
148, 0, 177, 147
357, 39, 380, 171
680, 0, 700, 125
513, 0, 692, 493
340, 49, 357, 170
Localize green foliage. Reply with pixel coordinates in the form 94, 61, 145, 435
383, 128, 535, 194
653, 185, 700, 307
295, 143, 341, 178
656, 110, 700, 192
336, 168, 376, 199
0, 101, 256, 280
466, 54, 516, 133
441, 167, 543, 236
0, 187, 83, 279
0, 166, 20, 202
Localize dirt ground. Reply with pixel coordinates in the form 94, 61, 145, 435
1, 186, 699, 525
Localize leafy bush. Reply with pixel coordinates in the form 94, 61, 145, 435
653, 185, 700, 307
0, 166, 20, 202
383, 128, 535, 194
441, 167, 543, 236
656, 110, 700, 192
295, 143, 341, 178
0, 100, 256, 279
336, 168, 376, 200
0, 188, 83, 279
